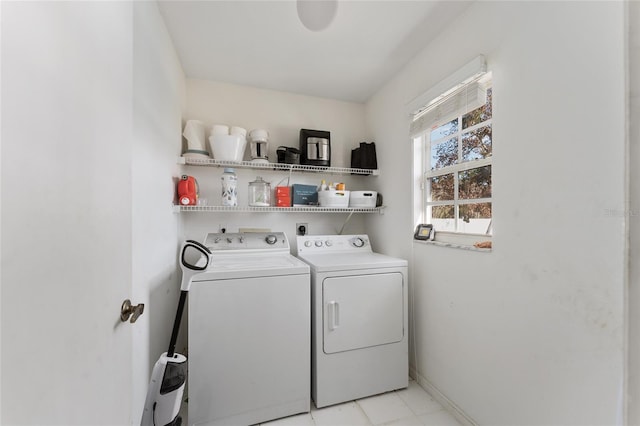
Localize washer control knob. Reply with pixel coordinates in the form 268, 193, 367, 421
226, 237, 233, 243
325, 240, 333, 247
315, 240, 323, 247
265, 234, 277, 245
304, 241, 312, 248
352, 237, 365, 248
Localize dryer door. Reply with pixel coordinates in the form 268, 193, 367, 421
323, 272, 403, 354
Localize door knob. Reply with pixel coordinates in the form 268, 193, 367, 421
120, 299, 145, 323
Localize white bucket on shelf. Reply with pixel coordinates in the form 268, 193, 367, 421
209, 134, 247, 162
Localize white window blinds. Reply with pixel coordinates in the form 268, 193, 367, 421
408, 55, 487, 136
410, 80, 487, 136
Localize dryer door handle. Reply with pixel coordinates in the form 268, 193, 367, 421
328, 301, 340, 331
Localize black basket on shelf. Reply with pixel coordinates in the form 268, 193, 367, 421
351, 142, 377, 171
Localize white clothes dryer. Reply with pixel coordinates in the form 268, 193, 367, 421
188, 232, 310, 426
296, 234, 408, 408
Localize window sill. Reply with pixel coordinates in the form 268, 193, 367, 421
413, 231, 492, 252
413, 239, 491, 252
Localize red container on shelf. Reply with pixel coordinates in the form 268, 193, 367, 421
275, 186, 291, 207
178, 175, 198, 206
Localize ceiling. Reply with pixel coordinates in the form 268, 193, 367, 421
157, 1, 473, 103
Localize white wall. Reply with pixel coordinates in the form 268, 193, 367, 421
628, 0, 640, 423
132, 2, 186, 422
182, 79, 373, 245
366, 2, 626, 424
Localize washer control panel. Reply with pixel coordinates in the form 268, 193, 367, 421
204, 232, 289, 253
297, 234, 371, 254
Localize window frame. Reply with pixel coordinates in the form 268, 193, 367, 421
412, 78, 493, 238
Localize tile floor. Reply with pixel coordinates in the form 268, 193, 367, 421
260, 379, 462, 426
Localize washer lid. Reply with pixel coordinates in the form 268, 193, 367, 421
297, 252, 407, 273
192, 254, 309, 281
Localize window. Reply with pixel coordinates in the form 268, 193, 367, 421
412, 73, 492, 236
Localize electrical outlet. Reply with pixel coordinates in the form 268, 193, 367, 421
296, 223, 308, 236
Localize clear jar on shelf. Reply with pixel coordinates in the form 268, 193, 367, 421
248, 176, 271, 207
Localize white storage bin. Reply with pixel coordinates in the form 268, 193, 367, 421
318, 190, 350, 207
349, 191, 377, 208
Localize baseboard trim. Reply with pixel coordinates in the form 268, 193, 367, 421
409, 367, 477, 426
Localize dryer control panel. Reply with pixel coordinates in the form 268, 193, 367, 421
297, 234, 371, 254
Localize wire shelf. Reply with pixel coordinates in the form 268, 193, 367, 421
177, 157, 379, 176
173, 205, 385, 214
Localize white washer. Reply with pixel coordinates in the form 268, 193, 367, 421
188, 232, 310, 426
296, 234, 408, 408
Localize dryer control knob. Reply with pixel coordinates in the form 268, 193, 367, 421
352, 237, 365, 248
315, 240, 323, 247
265, 234, 278, 245
325, 240, 333, 247
304, 241, 312, 248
